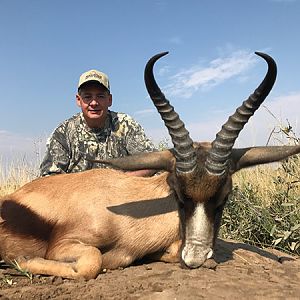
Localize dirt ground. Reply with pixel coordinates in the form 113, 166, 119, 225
0, 239, 299, 300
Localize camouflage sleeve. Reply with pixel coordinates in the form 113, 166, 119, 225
39, 126, 71, 176
124, 116, 156, 155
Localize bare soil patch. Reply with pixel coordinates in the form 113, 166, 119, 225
1, 240, 299, 299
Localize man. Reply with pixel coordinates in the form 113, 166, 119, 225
40, 69, 156, 176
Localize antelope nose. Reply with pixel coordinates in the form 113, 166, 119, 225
182, 246, 214, 268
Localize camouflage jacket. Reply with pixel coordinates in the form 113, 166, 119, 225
40, 111, 156, 176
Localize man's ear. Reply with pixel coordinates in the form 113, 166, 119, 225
108, 94, 112, 107
76, 94, 82, 108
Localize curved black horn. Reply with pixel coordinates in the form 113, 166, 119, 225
145, 52, 197, 173
205, 52, 277, 175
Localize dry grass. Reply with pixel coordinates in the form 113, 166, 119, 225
0, 158, 38, 196
233, 159, 300, 206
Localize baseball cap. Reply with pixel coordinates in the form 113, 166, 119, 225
78, 69, 110, 91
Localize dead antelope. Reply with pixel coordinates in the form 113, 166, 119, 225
1, 52, 299, 280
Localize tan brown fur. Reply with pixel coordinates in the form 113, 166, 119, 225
0, 169, 181, 279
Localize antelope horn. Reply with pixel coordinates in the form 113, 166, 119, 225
85, 150, 175, 172
205, 52, 277, 175
145, 52, 197, 173
232, 145, 300, 172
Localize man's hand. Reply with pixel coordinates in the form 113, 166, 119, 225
125, 169, 157, 177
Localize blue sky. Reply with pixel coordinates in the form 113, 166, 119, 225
0, 0, 300, 165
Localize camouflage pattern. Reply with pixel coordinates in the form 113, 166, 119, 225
40, 111, 156, 176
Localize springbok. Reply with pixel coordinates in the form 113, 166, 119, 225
0, 52, 299, 280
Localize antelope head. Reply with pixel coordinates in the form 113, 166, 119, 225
89, 52, 300, 268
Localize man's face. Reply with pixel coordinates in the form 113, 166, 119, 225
76, 82, 112, 128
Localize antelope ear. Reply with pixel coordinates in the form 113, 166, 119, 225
231, 145, 300, 172
85, 150, 175, 172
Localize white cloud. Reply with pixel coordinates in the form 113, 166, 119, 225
158, 65, 171, 77
190, 91, 300, 147
134, 108, 156, 116
0, 130, 46, 166
0, 130, 33, 151
164, 50, 258, 99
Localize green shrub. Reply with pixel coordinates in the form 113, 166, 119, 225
220, 154, 300, 255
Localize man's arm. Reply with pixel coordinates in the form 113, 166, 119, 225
39, 129, 71, 176
125, 116, 156, 154
123, 115, 158, 177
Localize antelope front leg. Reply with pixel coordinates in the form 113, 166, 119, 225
147, 240, 182, 263
16, 242, 102, 280
101, 248, 136, 269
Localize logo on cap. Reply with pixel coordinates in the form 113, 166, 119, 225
85, 73, 102, 80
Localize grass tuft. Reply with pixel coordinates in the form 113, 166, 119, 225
0, 157, 39, 196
